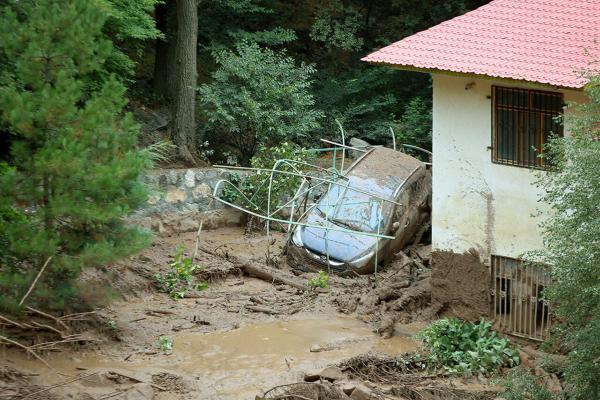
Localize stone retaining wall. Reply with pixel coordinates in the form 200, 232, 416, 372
133, 167, 247, 235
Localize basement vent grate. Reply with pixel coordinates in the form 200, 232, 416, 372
490, 255, 552, 341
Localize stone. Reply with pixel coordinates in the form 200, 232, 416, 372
339, 381, 357, 395
165, 186, 187, 203
319, 366, 346, 382
310, 344, 325, 353
168, 170, 179, 185
303, 370, 321, 382
303, 366, 346, 382
147, 193, 161, 205
192, 183, 212, 200
349, 384, 373, 400
177, 218, 200, 233
349, 137, 371, 158
184, 170, 196, 188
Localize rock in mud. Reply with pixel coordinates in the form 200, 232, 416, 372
349, 384, 373, 400
304, 366, 346, 382
320, 367, 347, 382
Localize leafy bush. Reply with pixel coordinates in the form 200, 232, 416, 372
199, 41, 322, 164
497, 367, 554, 400
416, 318, 520, 375
153, 246, 208, 299
531, 74, 600, 400
307, 270, 330, 289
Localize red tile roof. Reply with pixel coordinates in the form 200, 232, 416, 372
362, 0, 600, 89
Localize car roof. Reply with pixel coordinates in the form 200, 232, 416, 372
344, 147, 424, 197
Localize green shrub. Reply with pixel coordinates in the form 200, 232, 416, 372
307, 270, 330, 289
158, 336, 173, 352
416, 318, 520, 375
153, 246, 208, 299
200, 41, 322, 165
497, 367, 554, 400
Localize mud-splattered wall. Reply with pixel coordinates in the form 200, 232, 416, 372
429, 74, 587, 320
132, 168, 247, 234
431, 74, 586, 260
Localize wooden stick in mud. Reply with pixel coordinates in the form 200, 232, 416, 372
239, 262, 306, 292
0, 314, 25, 329
19, 256, 52, 306
0, 335, 50, 368
26, 306, 70, 331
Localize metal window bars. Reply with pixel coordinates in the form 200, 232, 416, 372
490, 255, 552, 341
492, 86, 564, 169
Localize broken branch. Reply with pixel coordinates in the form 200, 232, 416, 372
19, 257, 52, 306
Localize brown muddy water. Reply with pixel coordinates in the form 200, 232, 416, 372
7, 316, 420, 399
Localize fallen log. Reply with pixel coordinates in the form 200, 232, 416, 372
245, 305, 279, 315
239, 262, 306, 292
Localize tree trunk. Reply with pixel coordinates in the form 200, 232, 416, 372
173, 0, 203, 165
153, 1, 177, 101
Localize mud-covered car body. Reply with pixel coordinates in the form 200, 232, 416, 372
287, 147, 431, 275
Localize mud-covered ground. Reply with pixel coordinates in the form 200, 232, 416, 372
1, 226, 499, 400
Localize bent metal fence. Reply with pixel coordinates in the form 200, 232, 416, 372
490, 255, 552, 341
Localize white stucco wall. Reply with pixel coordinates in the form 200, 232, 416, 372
431, 74, 587, 261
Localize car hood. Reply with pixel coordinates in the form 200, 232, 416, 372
299, 213, 379, 262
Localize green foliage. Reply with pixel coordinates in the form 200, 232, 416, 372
496, 367, 554, 400
0, 0, 151, 313
158, 335, 173, 351
100, 0, 162, 81
220, 143, 313, 216
153, 246, 207, 299
416, 318, 520, 375
394, 96, 433, 151
531, 75, 600, 400
310, 2, 364, 51
307, 270, 330, 289
228, 27, 297, 46
199, 42, 322, 164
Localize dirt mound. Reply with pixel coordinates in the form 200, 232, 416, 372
431, 250, 490, 321
334, 248, 439, 337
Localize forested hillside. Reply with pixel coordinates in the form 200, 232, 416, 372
1, 0, 487, 166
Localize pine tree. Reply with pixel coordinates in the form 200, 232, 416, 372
0, 0, 151, 313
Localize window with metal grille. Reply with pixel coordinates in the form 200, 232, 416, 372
492, 86, 564, 168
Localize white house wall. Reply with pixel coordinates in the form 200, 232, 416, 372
431, 74, 587, 261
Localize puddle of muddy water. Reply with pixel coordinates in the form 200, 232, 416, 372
7, 317, 419, 400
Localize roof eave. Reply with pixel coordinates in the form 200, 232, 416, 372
362, 60, 585, 91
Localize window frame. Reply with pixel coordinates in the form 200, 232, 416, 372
491, 86, 564, 170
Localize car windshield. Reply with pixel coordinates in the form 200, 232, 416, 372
316, 179, 393, 233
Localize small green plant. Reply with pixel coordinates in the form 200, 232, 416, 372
496, 367, 554, 400
307, 270, 330, 289
106, 319, 117, 331
153, 246, 208, 299
158, 336, 173, 352
416, 318, 520, 375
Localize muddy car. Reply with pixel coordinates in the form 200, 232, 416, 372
287, 147, 431, 275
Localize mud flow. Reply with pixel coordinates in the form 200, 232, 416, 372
1, 226, 468, 400
7, 317, 418, 399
